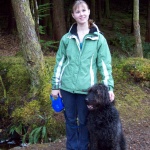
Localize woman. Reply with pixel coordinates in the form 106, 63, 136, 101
51, 0, 115, 149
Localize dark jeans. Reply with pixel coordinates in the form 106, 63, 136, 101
61, 89, 89, 150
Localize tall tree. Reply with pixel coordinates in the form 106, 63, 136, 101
65, 0, 74, 30
7, 0, 16, 33
97, 0, 102, 23
43, 0, 52, 36
104, 0, 110, 18
131, 0, 134, 33
11, 0, 45, 96
30, 0, 40, 38
90, 0, 96, 21
133, 0, 143, 57
53, 0, 66, 40
145, 0, 150, 42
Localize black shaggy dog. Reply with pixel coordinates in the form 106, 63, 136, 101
86, 83, 126, 150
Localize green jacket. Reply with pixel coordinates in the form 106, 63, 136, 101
52, 23, 114, 94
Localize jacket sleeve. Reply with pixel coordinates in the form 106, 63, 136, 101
97, 34, 114, 91
51, 36, 66, 90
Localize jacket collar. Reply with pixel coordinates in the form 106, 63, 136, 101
69, 23, 100, 35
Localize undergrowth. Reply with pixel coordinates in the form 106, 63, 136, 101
0, 56, 149, 143
113, 57, 150, 123
0, 56, 65, 143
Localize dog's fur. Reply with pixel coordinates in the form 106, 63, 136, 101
86, 83, 126, 150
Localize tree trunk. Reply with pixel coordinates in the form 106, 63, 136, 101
133, 0, 143, 57
131, 0, 134, 33
65, 0, 73, 30
29, 0, 40, 39
42, 0, 52, 37
90, 0, 96, 21
11, 0, 45, 95
97, 0, 102, 23
33, 0, 40, 38
145, 0, 150, 42
7, 0, 16, 34
53, 0, 66, 40
104, 0, 110, 18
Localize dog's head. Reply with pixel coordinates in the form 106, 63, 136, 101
85, 83, 112, 110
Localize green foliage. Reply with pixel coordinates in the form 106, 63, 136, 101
0, 57, 29, 117
112, 57, 150, 123
39, 25, 46, 35
143, 42, 150, 59
116, 32, 135, 55
12, 100, 41, 124
40, 40, 59, 53
0, 56, 65, 144
29, 126, 43, 144
37, 3, 59, 54
109, 27, 135, 56
38, 3, 52, 19
0, 74, 7, 98
29, 126, 48, 144
115, 82, 150, 123
28, 114, 50, 144
9, 123, 27, 143
123, 58, 150, 82
112, 57, 128, 82
113, 57, 150, 89
113, 57, 150, 81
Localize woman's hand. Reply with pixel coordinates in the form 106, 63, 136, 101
108, 91, 115, 102
51, 90, 62, 98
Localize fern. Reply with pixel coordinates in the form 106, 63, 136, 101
9, 123, 28, 143
40, 40, 59, 53
38, 3, 52, 19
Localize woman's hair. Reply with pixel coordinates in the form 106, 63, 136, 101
72, 0, 89, 13
72, 0, 94, 28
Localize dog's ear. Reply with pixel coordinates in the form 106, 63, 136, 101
86, 85, 94, 93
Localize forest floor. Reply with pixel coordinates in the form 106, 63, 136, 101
9, 117, 150, 150
0, 34, 150, 150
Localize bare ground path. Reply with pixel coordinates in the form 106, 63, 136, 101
10, 118, 150, 150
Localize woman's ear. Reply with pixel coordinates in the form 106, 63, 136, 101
88, 9, 90, 15
72, 13, 75, 19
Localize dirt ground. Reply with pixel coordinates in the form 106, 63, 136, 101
9, 118, 149, 150
1, 34, 150, 150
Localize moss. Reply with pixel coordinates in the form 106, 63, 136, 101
0, 56, 65, 141
113, 57, 150, 85
123, 58, 150, 81
115, 82, 150, 122
0, 57, 30, 116
113, 57, 150, 123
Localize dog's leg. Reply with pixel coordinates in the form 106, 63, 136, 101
120, 134, 127, 150
111, 135, 126, 150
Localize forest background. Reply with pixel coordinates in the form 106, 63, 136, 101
0, 0, 150, 149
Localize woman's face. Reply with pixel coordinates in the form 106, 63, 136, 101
72, 3, 90, 25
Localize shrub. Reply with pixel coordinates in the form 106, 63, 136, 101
109, 27, 135, 57
113, 57, 150, 88
123, 58, 150, 82
0, 56, 65, 143
143, 42, 150, 59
